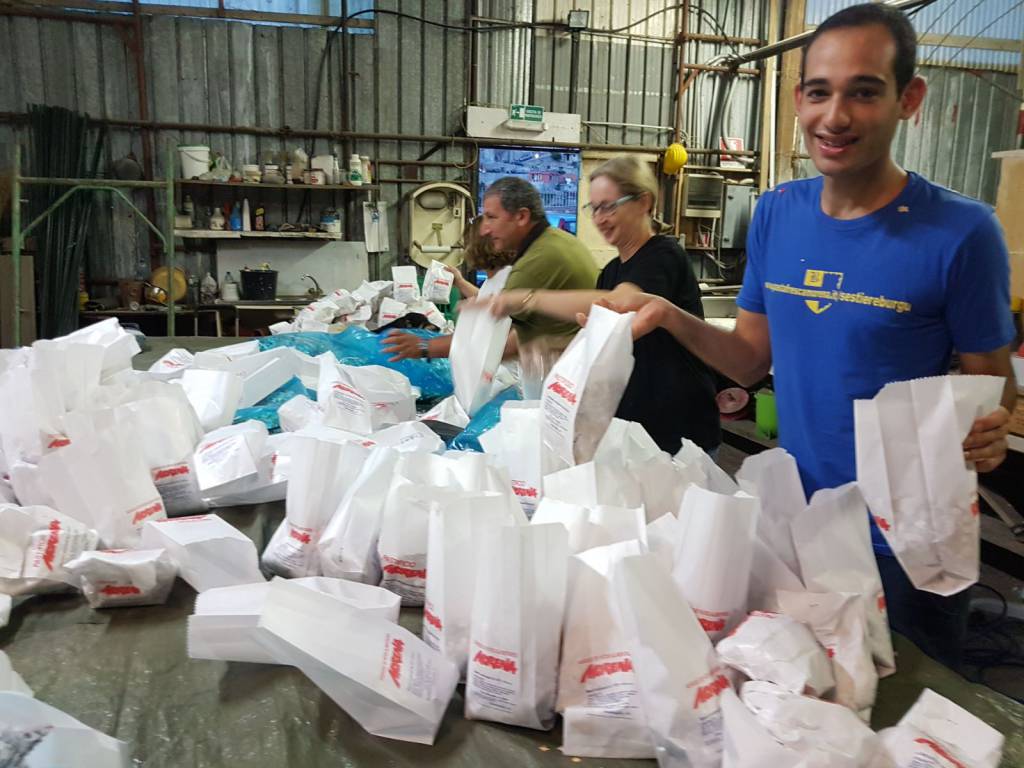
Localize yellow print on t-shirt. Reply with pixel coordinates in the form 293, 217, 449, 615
764, 269, 913, 315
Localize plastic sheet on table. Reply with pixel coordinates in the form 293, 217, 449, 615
449, 387, 521, 452
233, 376, 316, 432
257, 328, 453, 400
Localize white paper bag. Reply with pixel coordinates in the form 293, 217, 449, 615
423, 492, 521, 675
278, 394, 324, 432
675, 438, 740, 495
141, 514, 264, 592
31, 339, 105, 414
558, 540, 654, 759
7, 460, 56, 509
0, 691, 131, 767
479, 400, 543, 517
317, 354, 416, 435
794, 482, 896, 676
419, 394, 470, 429
646, 513, 682, 572
854, 375, 1004, 596
193, 421, 268, 494
449, 305, 512, 417
0, 504, 99, 596
543, 459, 644, 510
465, 523, 569, 730
875, 688, 1004, 768
255, 578, 459, 744
376, 296, 409, 327
423, 260, 454, 303
59, 317, 140, 378
0, 362, 67, 464
747, 538, 805, 614
147, 348, 194, 380
612, 553, 728, 768
715, 611, 835, 697
353, 279, 394, 312
63, 548, 177, 608
178, 369, 243, 431
531, 498, 646, 555
391, 265, 421, 304
720, 687, 804, 768
37, 424, 166, 547
318, 445, 401, 584
777, 590, 877, 717
188, 576, 401, 664
736, 448, 806, 579
741, 681, 883, 766
367, 421, 445, 453
0, 649, 32, 695
540, 304, 634, 470
597, 419, 692, 522
262, 435, 367, 578
204, 432, 292, 507
672, 486, 758, 640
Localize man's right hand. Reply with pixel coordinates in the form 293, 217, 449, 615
381, 330, 424, 362
595, 293, 671, 340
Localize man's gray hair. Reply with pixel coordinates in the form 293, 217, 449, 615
482, 177, 547, 223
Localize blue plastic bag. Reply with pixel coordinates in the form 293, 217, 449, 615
258, 328, 453, 400
449, 387, 521, 452
233, 376, 315, 432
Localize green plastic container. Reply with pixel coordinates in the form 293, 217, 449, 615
755, 388, 778, 439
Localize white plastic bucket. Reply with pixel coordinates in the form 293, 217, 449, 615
178, 145, 210, 179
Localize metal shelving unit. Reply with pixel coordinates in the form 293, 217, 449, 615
8, 144, 177, 344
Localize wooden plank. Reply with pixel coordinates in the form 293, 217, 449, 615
229, 23, 255, 168
252, 25, 281, 161
203, 21, 232, 163
758, 0, 779, 191
40, 19, 76, 110
177, 18, 209, 148
774, 0, 805, 184
0, 19, 17, 113
280, 27, 306, 146
993, 151, 1024, 300
72, 23, 103, 117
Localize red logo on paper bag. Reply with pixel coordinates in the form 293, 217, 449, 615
388, 638, 405, 686
155, 515, 209, 523
877, 594, 887, 613
42, 519, 61, 571
198, 437, 228, 453
512, 484, 538, 499
332, 382, 363, 398
913, 738, 966, 768
873, 515, 891, 532
132, 501, 164, 525
289, 527, 312, 545
692, 674, 730, 708
580, 658, 633, 683
424, 608, 443, 630
473, 651, 517, 675
970, 501, 980, 518
100, 584, 142, 596
698, 617, 726, 633
47, 436, 71, 449
153, 464, 190, 481
826, 647, 836, 658
546, 380, 577, 405
382, 563, 426, 580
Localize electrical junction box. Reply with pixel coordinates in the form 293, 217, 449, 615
466, 106, 581, 144
721, 184, 757, 249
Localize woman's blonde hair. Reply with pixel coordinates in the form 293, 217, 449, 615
461, 217, 517, 272
590, 155, 672, 233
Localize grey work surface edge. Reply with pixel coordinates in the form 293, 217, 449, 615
3, 503, 1023, 768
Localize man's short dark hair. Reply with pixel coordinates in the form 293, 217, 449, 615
801, 3, 917, 94
482, 177, 547, 223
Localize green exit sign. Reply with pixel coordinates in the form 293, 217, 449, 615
509, 104, 544, 123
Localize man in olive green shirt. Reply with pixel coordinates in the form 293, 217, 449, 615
480, 176, 597, 347
384, 177, 596, 360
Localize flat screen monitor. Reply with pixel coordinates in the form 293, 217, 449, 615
477, 147, 581, 235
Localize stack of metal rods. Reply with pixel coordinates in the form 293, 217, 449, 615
27, 105, 105, 338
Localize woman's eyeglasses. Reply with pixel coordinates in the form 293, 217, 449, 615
582, 194, 639, 218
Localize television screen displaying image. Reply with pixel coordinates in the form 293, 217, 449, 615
477, 147, 581, 235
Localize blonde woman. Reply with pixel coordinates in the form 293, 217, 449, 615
476, 155, 721, 455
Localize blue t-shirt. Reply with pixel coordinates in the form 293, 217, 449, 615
737, 173, 1015, 555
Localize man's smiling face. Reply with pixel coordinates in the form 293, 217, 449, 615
796, 23, 923, 180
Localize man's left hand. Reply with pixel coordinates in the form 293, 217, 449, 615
963, 406, 1011, 472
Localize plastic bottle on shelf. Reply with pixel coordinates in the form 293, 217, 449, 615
361, 155, 372, 184
254, 203, 266, 232
242, 199, 252, 232
201, 272, 218, 303
348, 154, 363, 187
229, 202, 242, 232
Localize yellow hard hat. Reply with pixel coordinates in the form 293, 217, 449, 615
662, 143, 688, 174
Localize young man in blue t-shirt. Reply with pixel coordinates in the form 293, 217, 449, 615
606, 3, 1018, 669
